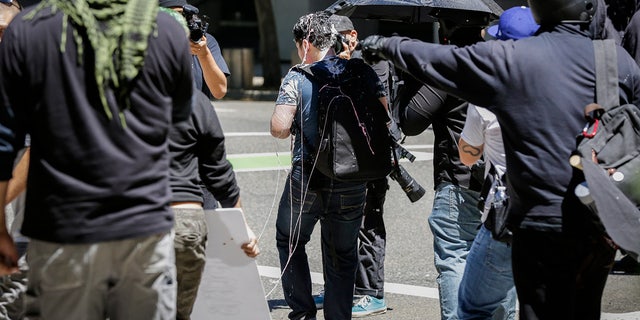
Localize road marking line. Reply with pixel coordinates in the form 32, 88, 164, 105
226, 132, 272, 136
227, 152, 291, 158
257, 265, 439, 299
258, 265, 640, 317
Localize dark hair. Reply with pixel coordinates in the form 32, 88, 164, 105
292, 11, 335, 50
529, 0, 597, 25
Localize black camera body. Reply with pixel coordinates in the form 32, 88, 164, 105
332, 33, 347, 55
182, 4, 209, 43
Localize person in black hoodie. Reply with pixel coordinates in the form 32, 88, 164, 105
622, 1, 640, 62
168, 89, 260, 320
0, 0, 193, 318
615, 0, 640, 275
359, 0, 640, 318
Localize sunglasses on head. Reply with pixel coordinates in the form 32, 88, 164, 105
0, 0, 21, 10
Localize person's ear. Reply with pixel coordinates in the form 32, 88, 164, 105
301, 38, 310, 52
348, 30, 358, 51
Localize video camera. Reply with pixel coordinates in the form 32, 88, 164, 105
390, 140, 426, 203
182, 4, 209, 43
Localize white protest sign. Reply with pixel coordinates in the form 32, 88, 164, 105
191, 208, 271, 320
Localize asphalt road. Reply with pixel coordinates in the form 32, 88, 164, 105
211, 99, 640, 320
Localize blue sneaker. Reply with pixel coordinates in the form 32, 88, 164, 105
352, 295, 387, 317
313, 290, 324, 309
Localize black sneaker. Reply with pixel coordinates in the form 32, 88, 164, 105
610, 255, 640, 275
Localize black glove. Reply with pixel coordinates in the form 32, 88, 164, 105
359, 35, 389, 65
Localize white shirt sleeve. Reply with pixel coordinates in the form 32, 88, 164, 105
460, 104, 487, 147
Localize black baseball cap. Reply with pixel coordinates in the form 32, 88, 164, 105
329, 14, 354, 32
159, 0, 187, 8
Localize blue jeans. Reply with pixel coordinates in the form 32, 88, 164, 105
276, 166, 366, 320
458, 225, 516, 320
428, 182, 481, 320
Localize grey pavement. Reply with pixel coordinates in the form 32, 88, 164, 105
211, 99, 640, 320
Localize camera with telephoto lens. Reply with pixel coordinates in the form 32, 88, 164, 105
182, 4, 209, 43
390, 164, 426, 203
390, 141, 426, 203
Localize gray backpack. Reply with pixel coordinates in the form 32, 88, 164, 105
573, 39, 640, 259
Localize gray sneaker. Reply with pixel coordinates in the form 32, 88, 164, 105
352, 295, 387, 317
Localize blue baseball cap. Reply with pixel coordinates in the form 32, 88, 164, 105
0, 0, 20, 9
487, 6, 539, 40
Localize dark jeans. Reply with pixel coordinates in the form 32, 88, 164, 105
276, 166, 366, 320
512, 225, 616, 320
354, 178, 388, 299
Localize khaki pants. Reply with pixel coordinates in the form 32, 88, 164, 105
172, 208, 208, 320
25, 232, 176, 320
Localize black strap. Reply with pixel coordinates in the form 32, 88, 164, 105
593, 39, 619, 111
477, 161, 498, 211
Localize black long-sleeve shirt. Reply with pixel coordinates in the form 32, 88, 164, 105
0, 9, 193, 243
380, 24, 640, 230
393, 74, 482, 191
169, 91, 240, 208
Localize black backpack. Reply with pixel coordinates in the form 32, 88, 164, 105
572, 39, 640, 259
295, 57, 393, 182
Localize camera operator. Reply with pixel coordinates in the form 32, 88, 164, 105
160, 0, 229, 100
386, 20, 488, 320
323, 15, 421, 318
328, 16, 391, 318
160, 0, 230, 212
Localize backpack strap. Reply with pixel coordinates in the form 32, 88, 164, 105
477, 161, 498, 211
293, 64, 314, 78
290, 64, 320, 163
593, 39, 619, 110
